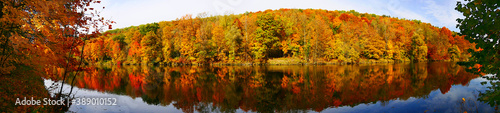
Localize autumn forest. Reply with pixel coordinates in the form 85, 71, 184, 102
87, 9, 473, 65
1, 0, 498, 112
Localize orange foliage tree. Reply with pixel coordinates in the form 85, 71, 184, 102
1, 0, 112, 76
87, 9, 471, 65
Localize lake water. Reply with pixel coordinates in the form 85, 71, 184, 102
44, 62, 498, 113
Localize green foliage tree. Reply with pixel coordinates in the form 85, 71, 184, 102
225, 25, 243, 62
253, 12, 284, 62
448, 45, 461, 61
194, 17, 215, 64
141, 31, 158, 64
411, 34, 428, 62
456, 0, 499, 106
139, 23, 160, 35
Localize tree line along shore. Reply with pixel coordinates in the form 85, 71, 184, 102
84, 9, 474, 66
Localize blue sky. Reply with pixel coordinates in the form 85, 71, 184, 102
96, 0, 463, 32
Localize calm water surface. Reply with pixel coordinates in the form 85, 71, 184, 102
44, 62, 498, 113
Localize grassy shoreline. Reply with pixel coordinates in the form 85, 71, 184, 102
89, 57, 465, 66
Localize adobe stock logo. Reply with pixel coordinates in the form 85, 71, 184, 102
213, 0, 243, 14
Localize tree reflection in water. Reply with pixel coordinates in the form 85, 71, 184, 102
61, 62, 479, 112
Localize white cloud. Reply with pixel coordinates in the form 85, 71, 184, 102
100, 0, 214, 29
97, 0, 463, 32
390, 7, 431, 23
423, 0, 463, 30
353, 0, 431, 23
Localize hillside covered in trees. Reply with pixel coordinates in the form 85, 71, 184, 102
85, 9, 473, 65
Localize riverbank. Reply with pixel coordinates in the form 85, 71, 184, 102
266, 57, 403, 65
90, 57, 466, 66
